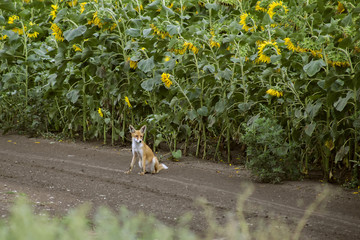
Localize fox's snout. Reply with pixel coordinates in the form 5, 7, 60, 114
134, 136, 143, 143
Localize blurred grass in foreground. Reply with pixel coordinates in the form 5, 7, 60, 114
0, 186, 328, 240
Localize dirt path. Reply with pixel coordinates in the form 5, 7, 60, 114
0, 134, 359, 239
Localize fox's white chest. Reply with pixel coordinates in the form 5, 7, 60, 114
132, 139, 143, 157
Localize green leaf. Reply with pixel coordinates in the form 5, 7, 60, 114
0, 0, 15, 12
304, 122, 316, 137
167, 24, 181, 36
143, 28, 152, 38
66, 90, 80, 104
54, 8, 67, 23
197, 106, 208, 116
203, 65, 215, 73
305, 101, 322, 120
126, 28, 140, 37
172, 150, 182, 159
353, 118, 360, 129
137, 56, 155, 73
141, 78, 157, 91
63, 25, 87, 42
333, 92, 352, 112
205, 3, 219, 10
187, 109, 198, 120
303, 59, 326, 77
215, 99, 226, 114
146, 0, 160, 9
162, 4, 175, 15
341, 13, 352, 26
335, 145, 349, 164
270, 54, 282, 63
262, 13, 273, 26
238, 102, 254, 113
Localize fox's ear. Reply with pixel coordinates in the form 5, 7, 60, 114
129, 125, 136, 133
140, 125, 147, 134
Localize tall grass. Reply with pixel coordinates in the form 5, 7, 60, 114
0, 186, 329, 240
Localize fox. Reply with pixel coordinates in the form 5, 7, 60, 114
125, 125, 168, 175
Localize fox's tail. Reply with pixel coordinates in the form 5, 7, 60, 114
156, 163, 168, 173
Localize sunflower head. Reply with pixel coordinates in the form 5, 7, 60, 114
266, 88, 283, 98
239, 13, 257, 32
267, 1, 289, 20
256, 41, 281, 64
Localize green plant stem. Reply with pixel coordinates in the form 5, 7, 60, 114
226, 119, 231, 163
111, 96, 115, 146
202, 122, 207, 159
122, 107, 126, 143
196, 123, 201, 158
82, 70, 87, 142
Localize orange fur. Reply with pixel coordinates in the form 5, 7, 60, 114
125, 125, 168, 175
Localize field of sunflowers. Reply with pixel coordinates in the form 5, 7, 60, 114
0, 0, 359, 184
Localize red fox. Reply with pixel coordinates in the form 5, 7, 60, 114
126, 125, 168, 175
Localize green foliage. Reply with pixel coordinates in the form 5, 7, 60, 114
0, 195, 297, 240
242, 117, 300, 183
0, 0, 359, 182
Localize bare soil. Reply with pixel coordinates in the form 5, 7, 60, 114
0, 133, 359, 239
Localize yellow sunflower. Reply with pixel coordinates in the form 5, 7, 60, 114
50, 4, 58, 20
255, 0, 268, 12
73, 44, 82, 52
80, 2, 87, 14
27, 31, 39, 39
125, 96, 132, 108
161, 73, 172, 88
267, 1, 289, 19
266, 88, 283, 97
50, 22, 64, 41
257, 41, 281, 64
8, 15, 19, 24
127, 57, 137, 69
239, 13, 257, 32
98, 108, 104, 118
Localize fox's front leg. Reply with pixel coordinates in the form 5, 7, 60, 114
125, 153, 137, 174
140, 156, 146, 175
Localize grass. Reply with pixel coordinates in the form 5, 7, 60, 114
0, 185, 330, 240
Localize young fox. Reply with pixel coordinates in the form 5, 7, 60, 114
126, 125, 168, 175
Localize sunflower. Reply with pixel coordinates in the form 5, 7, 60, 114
337, 1, 345, 14
80, 2, 87, 14
27, 31, 39, 39
161, 73, 172, 88
284, 37, 323, 58
50, 22, 64, 41
127, 57, 137, 69
150, 24, 171, 39
98, 108, 104, 118
125, 96, 132, 108
255, 0, 268, 12
12, 27, 26, 35
73, 44, 82, 52
266, 88, 283, 97
284, 38, 298, 52
256, 41, 281, 64
267, 1, 289, 19
67, 0, 78, 7
209, 38, 220, 48
8, 15, 19, 24
239, 13, 257, 32
50, 4, 58, 20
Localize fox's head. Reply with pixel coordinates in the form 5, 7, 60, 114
129, 125, 146, 143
